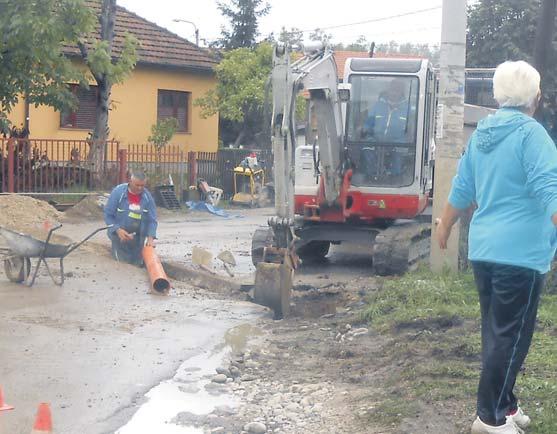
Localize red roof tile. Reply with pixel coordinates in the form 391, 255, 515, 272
63, 1, 217, 73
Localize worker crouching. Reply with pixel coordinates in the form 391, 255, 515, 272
104, 171, 158, 266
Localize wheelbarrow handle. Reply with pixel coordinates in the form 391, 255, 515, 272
44, 223, 63, 246
63, 225, 112, 257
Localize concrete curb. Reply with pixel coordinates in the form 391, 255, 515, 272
162, 261, 242, 292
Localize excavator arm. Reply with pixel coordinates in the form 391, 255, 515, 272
253, 43, 347, 318
272, 43, 345, 217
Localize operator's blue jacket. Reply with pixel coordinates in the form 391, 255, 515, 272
104, 183, 158, 240
364, 97, 409, 142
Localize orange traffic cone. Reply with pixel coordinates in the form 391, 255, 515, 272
31, 403, 52, 433
0, 386, 14, 411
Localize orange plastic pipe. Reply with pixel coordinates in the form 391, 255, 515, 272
142, 246, 171, 294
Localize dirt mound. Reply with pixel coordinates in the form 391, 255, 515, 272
0, 195, 61, 234
62, 194, 108, 222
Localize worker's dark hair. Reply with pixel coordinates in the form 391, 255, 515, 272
130, 170, 147, 181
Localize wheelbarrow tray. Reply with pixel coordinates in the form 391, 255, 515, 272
0, 227, 69, 258
0, 224, 110, 286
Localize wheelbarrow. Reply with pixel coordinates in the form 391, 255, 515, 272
0, 224, 110, 287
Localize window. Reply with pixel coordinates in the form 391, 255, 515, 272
344, 75, 420, 188
60, 84, 98, 129
157, 90, 190, 132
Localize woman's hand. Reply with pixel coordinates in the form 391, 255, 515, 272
435, 218, 452, 250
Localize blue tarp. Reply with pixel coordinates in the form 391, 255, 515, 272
185, 201, 243, 219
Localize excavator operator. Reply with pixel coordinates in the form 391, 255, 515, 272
362, 78, 409, 178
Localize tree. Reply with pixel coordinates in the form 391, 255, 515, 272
148, 117, 179, 183
309, 28, 333, 46
0, 0, 94, 128
467, 0, 557, 139
466, 0, 541, 67
534, 0, 557, 74
195, 43, 273, 147
278, 27, 304, 47
215, 0, 270, 50
78, 0, 138, 177
148, 118, 179, 151
370, 40, 440, 64
343, 35, 370, 52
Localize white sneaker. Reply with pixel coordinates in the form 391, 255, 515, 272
507, 407, 531, 429
471, 417, 524, 434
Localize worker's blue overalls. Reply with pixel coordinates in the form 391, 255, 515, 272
103, 183, 158, 266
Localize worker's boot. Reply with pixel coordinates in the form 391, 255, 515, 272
471, 417, 524, 434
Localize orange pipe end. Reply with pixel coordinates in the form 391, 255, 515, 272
142, 245, 171, 294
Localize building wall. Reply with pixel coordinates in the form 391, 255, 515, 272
7, 63, 219, 153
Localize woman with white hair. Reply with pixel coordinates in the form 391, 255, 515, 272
436, 60, 557, 434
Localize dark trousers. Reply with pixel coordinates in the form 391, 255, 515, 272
109, 233, 144, 266
472, 261, 544, 426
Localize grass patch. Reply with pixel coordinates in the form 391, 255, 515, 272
361, 267, 557, 433
362, 266, 479, 329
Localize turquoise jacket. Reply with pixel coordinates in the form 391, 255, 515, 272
449, 108, 557, 273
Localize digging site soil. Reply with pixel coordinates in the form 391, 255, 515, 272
2, 197, 554, 434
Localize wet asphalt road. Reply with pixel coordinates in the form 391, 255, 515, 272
0, 243, 263, 434
0, 207, 376, 433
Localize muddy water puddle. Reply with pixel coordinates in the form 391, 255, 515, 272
115, 323, 263, 433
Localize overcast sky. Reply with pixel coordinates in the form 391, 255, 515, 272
118, 0, 478, 47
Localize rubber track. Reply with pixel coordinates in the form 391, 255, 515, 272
373, 221, 432, 276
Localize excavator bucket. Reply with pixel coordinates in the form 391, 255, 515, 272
253, 261, 293, 319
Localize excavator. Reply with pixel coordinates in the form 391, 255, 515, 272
251, 43, 437, 318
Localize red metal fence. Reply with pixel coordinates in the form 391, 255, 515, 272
0, 138, 120, 193
0, 138, 273, 200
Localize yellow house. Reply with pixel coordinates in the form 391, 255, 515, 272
7, 1, 219, 153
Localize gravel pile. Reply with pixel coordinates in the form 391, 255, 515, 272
0, 195, 61, 233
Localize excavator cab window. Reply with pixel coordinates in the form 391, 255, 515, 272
346, 75, 419, 188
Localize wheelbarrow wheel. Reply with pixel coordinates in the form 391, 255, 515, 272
4, 256, 31, 283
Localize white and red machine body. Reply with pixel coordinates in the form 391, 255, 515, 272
294, 57, 436, 226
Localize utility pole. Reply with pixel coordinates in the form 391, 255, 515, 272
430, 0, 467, 272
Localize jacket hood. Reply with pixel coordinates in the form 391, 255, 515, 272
474, 108, 535, 153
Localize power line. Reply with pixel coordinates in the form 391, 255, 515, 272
299, 6, 442, 33
363, 26, 441, 38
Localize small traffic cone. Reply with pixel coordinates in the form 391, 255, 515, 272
31, 403, 52, 433
0, 386, 14, 411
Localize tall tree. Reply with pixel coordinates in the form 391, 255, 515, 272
195, 43, 273, 147
534, 0, 557, 81
466, 0, 541, 67
216, 0, 270, 50
278, 27, 304, 47
0, 0, 94, 132
78, 0, 138, 176
467, 0, 557, 139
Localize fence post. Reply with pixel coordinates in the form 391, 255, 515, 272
188, 151, 197, 186
118, 149, 128, 184
7, 138, 15, 193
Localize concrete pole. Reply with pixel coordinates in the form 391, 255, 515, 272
430, 0, 467, 272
